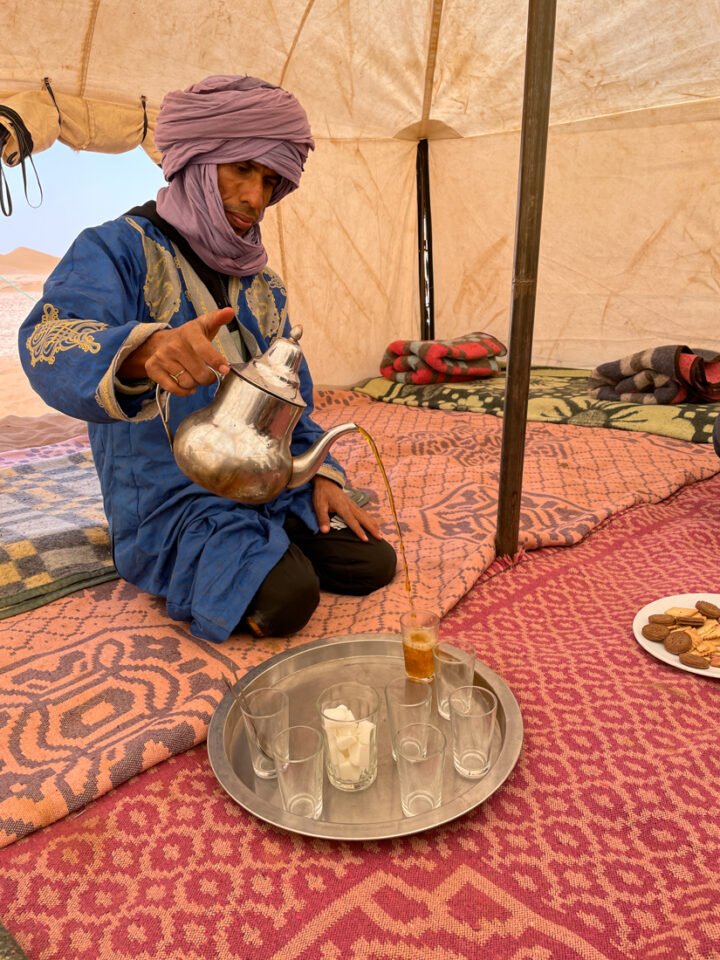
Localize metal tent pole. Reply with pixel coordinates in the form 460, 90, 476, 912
495, 0, 558, 556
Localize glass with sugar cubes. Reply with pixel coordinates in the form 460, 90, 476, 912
317, 681, 380, 792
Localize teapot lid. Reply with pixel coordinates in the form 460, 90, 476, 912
230, 324, 307, 407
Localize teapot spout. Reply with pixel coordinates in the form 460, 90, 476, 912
288, 422, 359, 490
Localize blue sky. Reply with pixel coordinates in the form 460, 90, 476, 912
0, 142, 166, 256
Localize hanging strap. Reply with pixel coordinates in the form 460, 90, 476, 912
140, 95, 148, 143
0, 103, 43, 217
42, 76, 62, 127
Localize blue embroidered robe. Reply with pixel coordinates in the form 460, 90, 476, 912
18, 214, 345, 642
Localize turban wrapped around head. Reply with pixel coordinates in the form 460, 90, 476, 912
153, 75, 314, 277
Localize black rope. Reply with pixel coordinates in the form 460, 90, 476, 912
140, 95, 148, 143
0, 103, 43, 216
0, 126, 10, 217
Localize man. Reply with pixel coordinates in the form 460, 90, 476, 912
19, 75, 396, 642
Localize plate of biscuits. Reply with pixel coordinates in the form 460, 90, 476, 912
633, 594, 720, 677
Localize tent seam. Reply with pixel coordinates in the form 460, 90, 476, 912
421, 0, 445, 127
279, 0, 318, 87
78, 0, 103, 98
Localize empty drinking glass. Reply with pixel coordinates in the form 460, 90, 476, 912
432, 642, 476, 720
272, 725, 324, 819
239, 687, 290, 779
448, 686, 498, 779
395, 722, 446, 817
385, 675, 432, 761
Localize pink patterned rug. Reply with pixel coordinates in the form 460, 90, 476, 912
1, 392, 719, 848
1, 473, 718, 959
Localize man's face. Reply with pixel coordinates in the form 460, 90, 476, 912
217, 161, 281, 236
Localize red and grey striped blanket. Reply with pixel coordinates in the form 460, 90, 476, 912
380, 331, 506, 384
588, 345, 720, 404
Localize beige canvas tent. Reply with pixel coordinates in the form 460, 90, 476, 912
2, 0, 718, 392
3, 9, 720, 951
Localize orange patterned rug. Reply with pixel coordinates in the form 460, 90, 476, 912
1, 472, 719, 960
0, 391, 719, 847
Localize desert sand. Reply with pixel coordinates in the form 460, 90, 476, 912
0, 247, 60, 275
0, 247, 60, 418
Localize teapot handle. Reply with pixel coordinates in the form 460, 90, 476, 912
155, 368, 224, 451
155, 383, 174, 450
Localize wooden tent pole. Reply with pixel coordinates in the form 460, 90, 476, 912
495, 0, 557, 556
416, 138, 435, 340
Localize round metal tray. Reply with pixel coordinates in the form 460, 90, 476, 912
207, 634, 523, 840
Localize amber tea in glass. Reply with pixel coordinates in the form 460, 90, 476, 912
400, 610, 438, 683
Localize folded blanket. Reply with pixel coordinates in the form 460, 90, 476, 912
380, 332, 506, 384
0, 450, 119, 618
588, 346, 720, 404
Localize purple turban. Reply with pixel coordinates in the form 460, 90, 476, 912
154, 75, 314, 277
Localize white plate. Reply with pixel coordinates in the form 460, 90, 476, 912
632, 593, 720, 679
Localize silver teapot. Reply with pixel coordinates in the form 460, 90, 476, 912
157, 324, 357, 504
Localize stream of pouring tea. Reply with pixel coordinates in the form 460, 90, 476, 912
357, 426, 438, 681
357, 426, 414, 614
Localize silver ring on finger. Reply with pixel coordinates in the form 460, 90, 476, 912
169, 368, 187, 385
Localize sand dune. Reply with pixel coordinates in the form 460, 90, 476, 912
0, 247, 59, 276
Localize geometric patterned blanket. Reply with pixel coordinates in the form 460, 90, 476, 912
0, 390, 719, 848
0, 448, 117, 619
358, 367, 720, 443
2, 471, 719, 960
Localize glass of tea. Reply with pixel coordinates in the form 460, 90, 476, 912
400, 609, 439, 683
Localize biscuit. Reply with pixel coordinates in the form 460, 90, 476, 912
642, 623, 669, 642
675, 615, 705, 627
665, 607, 700, 618
678, 652, 710, 669
649, 614, 676, 626
663, 630, 692, 655
696, 601, 720, 619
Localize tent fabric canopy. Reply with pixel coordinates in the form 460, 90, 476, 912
2, 0, 718, 385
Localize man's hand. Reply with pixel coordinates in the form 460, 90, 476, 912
312, 475, 385, 542
118, 307, 235, 395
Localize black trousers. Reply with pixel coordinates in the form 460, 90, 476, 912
241, 513, 397, 638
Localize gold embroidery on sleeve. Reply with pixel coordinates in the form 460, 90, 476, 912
25, 303, 108, 367
95, 322, 167, 421
244, 269, 289, 340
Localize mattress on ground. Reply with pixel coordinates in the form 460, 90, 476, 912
2, 385, 719, 620
357, 367, 720, 443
